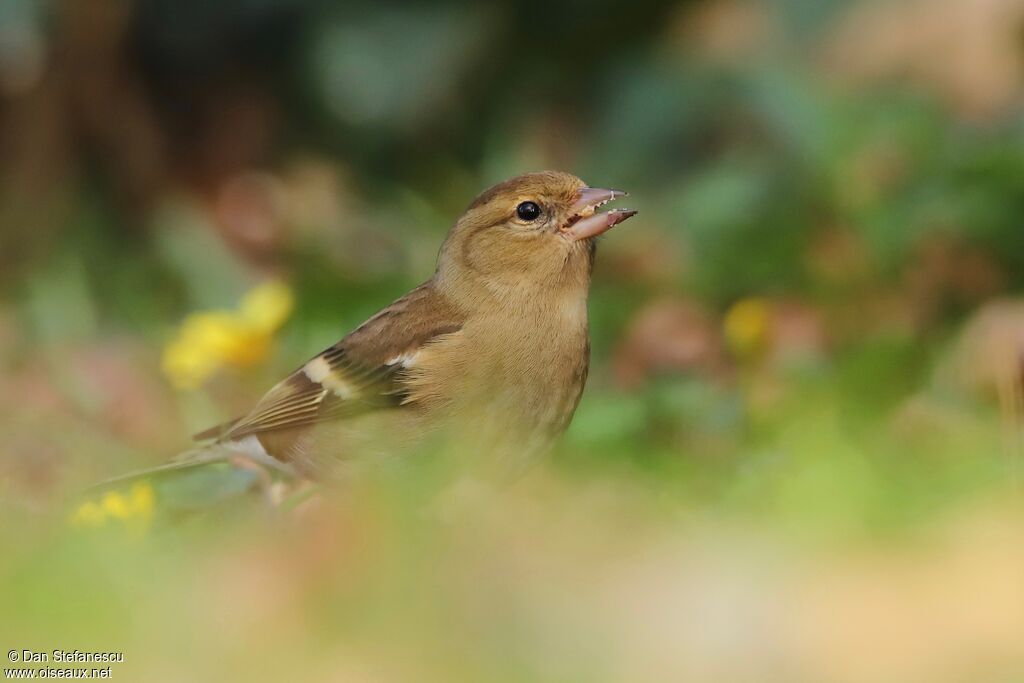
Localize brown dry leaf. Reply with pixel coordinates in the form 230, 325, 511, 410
598, 225, 688, 287
940, 298, 1024, 401
768, 299, 829, 364
823, 0, 1024, 119
613, 298, 727, 389
806, 226, 873, 287
67, 339, 180, 447
935, 298, 1024, 464
666, 0, 778, 63
835, 140, 912, 214
279, 157, 355, 240
214, 171, 288, 261
904, 235, 1008, 330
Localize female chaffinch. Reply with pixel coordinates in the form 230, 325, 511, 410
144, 171, 635, 482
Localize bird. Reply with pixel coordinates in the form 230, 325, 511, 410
110, 171, 636, 489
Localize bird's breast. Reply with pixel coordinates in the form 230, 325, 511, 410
406, 293, 590, 445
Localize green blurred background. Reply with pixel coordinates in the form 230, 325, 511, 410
2, 0, 1024, 681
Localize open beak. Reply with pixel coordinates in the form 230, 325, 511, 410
561, 187, 637, 241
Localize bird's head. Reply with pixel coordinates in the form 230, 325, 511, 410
436, 171, 636, 302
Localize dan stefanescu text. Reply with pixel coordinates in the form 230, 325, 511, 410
15, 651, 123, 664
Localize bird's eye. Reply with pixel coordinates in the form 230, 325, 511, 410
515, 201, 542, 222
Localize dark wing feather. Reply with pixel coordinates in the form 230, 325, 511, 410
220, 351, 401, 439
193, 282, 463, 443
191, 417, 242, 441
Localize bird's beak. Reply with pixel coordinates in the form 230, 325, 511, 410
561, 187, 637, 241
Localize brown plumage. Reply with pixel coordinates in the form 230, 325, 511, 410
197, 171, 636, 478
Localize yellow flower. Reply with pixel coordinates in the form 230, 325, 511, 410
70, 482, 155, 531
724, 297, 771, 360
162, 281, 294, 390
239, 279, 294, 332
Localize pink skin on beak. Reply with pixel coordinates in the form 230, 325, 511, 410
561, 187, 637, 241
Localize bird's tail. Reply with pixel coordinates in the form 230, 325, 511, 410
74, 444, 299, 523
86, 443, 295, 492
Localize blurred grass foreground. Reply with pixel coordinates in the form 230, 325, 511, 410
3, 0, 1024, 681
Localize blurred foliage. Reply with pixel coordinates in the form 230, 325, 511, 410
2, 0, 1024, 680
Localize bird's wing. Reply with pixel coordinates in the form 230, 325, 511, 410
195, 282, 464, 443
